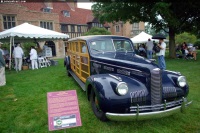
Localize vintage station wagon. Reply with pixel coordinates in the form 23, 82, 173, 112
64, 35, 192, 121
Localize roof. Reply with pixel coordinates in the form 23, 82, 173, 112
18, 2, 94, 25
68, 35, 129, 41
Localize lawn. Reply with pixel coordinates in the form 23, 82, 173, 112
0, 54, 200, 133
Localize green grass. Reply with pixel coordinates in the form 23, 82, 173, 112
0, 54, 200, 133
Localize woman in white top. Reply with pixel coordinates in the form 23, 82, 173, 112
29, 46, 38, 70
13, 43, 24, 71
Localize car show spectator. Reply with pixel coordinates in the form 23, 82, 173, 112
146, 38, 154, 59
29, 46, 38, 70
0, 42, 4, 57
2, 47, 9, 67
138, 44, 146, 57
0, 50, 6, 86
13, 43, 24, 71
156, 39, 166, 70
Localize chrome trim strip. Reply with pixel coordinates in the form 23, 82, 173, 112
165, 70, 181, 75
90, 59, 143, 73
105, 100, 192, 121
109, 74, 122, 81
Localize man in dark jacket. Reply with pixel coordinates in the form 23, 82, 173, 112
0, 50, 6, 86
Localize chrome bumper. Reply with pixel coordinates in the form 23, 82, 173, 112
106, 99, 192, 121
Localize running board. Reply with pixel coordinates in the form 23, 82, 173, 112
68, 70, 86, 91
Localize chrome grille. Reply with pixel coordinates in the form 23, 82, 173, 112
151, 68, 162, 105
130, 90, 147, 103
163, 87, 177, 98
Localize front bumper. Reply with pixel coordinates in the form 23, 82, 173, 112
106, 98, 192, 121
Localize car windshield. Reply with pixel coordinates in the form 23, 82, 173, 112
89, 39, 134, 54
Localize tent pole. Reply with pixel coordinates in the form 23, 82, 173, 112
9, 36, 12, 70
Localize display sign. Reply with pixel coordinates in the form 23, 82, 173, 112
47, 90, 82, 131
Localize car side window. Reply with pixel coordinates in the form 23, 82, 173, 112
113, 40, 134, 52
89, 40, 115, 54
81, 42, 88, 53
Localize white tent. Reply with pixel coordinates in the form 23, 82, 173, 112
0, 22, 69, 69
0, 22, 69, 39
131, 31, 153, 44
130, 31, 168, 44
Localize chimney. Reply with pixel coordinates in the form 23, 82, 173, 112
67, 1, 77, 11
44, 1, 53, 9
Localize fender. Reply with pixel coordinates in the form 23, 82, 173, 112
86, 74, 149, 113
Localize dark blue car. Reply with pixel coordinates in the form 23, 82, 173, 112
64, 35, 192, 121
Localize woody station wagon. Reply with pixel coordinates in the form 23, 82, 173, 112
64, 35, 192, 121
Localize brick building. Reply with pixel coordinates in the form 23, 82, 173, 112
0, 1, 144, 58
0, 1, 109, 58
108, 21, 145, 38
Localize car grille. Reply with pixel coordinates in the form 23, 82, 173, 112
163, 87, 177, 98
130, 90, 147, 103
151, 68, 162, 105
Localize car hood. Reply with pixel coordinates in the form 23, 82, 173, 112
90, 52, 158, 74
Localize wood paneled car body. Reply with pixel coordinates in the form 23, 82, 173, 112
64, 35, 191, 121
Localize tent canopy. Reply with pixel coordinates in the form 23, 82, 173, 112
131, 31, 168, 44
0, 22, 69, 39
131, 31, 153, 44
0, 22, 69, 70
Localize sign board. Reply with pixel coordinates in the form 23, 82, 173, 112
47, 90, 82, 131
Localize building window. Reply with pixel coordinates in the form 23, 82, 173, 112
61, 24, 68, 32
116, 25, 120, 32
133, 23, 139, 30
3, 15, 16, 29
71, 25, 75, 32
40, 21, 53, 30
43, 8, 52, 13
63, 10, 70, 17
77, 26, 81, 32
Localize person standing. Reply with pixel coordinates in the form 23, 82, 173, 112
0, 50, 6, 86
156, 39, 166, 70
29, 46, 38, 70
146, 38, 154, 59
3, 47, 9, 67
13, 43, 24, 71
0, 42, 4, 57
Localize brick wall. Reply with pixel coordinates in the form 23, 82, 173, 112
0, 3, 66, 58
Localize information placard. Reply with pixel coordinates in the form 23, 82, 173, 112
47, 90, 82, 131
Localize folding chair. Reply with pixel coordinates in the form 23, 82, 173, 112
38, 57, 47, 68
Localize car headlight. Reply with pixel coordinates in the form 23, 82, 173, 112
116, 82, 128, 95
177, 76, 186, 87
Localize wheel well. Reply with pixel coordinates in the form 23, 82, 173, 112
87, 84, 93, 101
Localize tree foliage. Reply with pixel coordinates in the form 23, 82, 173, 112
175, 32, 197, 45
92, 1, 200, 58
83, 27, 111, 36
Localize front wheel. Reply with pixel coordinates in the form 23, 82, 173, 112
90, 89, 108, 122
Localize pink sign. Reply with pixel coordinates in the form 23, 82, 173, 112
47, 90, 82, 131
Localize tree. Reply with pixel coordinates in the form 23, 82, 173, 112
83, 27, 111, 36
92, 1, 200, 58
175, 32, 197, 45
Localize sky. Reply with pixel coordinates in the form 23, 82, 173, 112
77, 2, 94, 10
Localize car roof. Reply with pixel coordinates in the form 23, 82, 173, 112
68, 35, 130, 42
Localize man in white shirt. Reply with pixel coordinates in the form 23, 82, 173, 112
29, 46, 38, 70
13, 43, 24, 71
146, 38, 154, 59
156, 39, 166, 70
